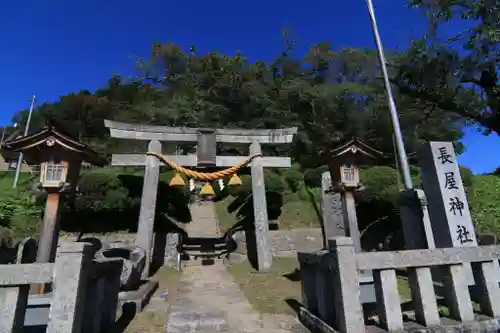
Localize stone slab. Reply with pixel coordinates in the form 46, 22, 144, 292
0, 263, 54, 285
118, 280, 159, 313
24, 293, 52, 327
104, 119, 297, 144
299, 303, 500, 333
112, 154, 291, 168
356, 245, 500, 271
360, 275, 377, 304
166, 311, 230, 333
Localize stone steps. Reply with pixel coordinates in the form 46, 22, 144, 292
166, 310, 230, 333
165, 202, 306, 333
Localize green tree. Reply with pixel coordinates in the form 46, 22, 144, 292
11, 40, 465, 168
394, 0, 500, 136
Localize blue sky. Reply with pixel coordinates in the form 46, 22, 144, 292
1, 0, 499, 174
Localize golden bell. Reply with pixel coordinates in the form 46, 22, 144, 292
228, 173, 242, 186
169, 173, 186, 187
200, 182, 215, 196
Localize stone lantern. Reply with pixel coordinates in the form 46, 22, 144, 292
4, 125, 103, 293
327, 138, 382, 252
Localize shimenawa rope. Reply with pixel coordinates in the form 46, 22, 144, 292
146, 152, 262, 181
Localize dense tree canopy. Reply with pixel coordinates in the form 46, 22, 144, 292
11, 41, 464, 169
394, 0, 500, 136
4, 29, 500, 247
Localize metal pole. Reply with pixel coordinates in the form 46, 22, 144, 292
0, 125, 6, 146
365, 0, 413, 189
13, 95, 36, 188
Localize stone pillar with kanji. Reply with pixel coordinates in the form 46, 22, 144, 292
419, 141, 489, 285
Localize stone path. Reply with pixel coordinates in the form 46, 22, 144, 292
165, 201, 305, 333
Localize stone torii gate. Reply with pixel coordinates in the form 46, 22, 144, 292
104, 120, 297, 273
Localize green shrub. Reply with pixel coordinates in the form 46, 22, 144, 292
283, 168, 304, 192
76, 170, 130, 212
303, 165, 329, 188
468, 175, 500, 234
359, 166, 400, 203
0, 226, 14, 247
78, 169, 122, 192
264, 170, 286, 193
0, 193, 42, 239
459, 166, 474, 188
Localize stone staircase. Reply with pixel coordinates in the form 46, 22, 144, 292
165, 201, 307, 333
166, 202, 233, 332
179, 201, 228, 267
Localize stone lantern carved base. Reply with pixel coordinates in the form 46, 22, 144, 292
77, 237, 147, 291
95, 246, 146, 291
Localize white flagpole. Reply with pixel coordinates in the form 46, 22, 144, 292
13, 94, 36, 188
365, 0, 413, 189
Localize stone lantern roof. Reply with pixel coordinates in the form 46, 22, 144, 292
329, 137, 383, 165
3, 124, 104, 166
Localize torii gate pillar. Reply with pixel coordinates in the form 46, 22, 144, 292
250, 141, 272, 271
104, 120, 297, 273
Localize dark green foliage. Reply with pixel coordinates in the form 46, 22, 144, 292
0, 192, 42, 241
459, 166, 474, 188
395, 0, 500, 136
58, 168, 191, 234
468, 175, 500, 234
359, 166, 401, 204
283, 169, 303, 193
303, 165, 329, 188
264, 170, 286, 193
76, 170, 130, 212
283, 165, 303, 192
6, 37, 498, 242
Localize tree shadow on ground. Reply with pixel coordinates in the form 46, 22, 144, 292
220, 189, 284, 270
306, 187, 326, 248
283, 268, 301, 282
357, 198, 404, 252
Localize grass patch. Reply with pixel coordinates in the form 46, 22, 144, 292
124, 266, 181, 333
215, 195, 320, 232
227, 259, 414, 316
227, 257, 301, 315
276, 200, 320, 229
397, 277, 412, 300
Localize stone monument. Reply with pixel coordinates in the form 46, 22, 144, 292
419, 141, 486, 284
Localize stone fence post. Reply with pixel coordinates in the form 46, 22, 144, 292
47, 243, 93, 333
81, 258, 123, 333
327, 237, 365, 333
298, 253, 319, 314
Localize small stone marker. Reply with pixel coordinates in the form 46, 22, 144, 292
321, 172, 345, 245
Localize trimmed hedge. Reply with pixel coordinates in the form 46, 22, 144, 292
2, 164, 499, 246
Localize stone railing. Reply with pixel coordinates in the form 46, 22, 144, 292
298, 237, 500, 333
0, 242, 123, 333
